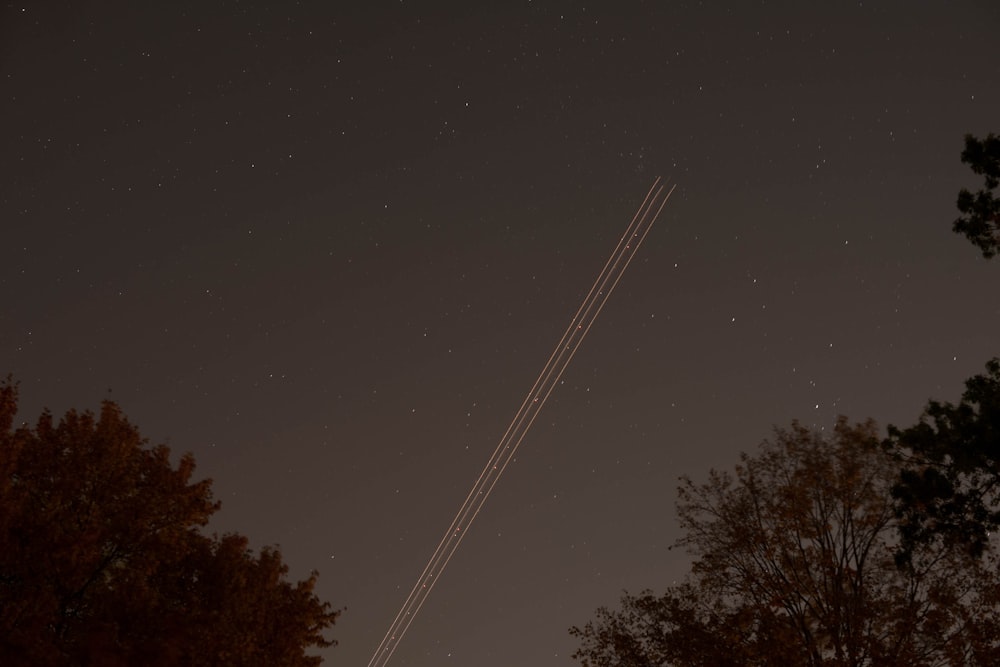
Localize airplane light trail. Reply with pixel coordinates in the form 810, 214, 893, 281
368, 178, 675, 667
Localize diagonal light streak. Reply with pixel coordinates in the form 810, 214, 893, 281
368, 178, 675, 667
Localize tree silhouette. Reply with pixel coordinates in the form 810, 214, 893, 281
0, 379, 340, 666
571, 418, 1000, 666
953, 133, 1000, 258
886, 357, 1000, 562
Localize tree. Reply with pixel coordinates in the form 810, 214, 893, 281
953, 133, 1000, 258
886, 358, 1000, 562
0, 379, 340, 666
571, 418, 1000, 666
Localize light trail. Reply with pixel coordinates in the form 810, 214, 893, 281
368, 178, 675, 667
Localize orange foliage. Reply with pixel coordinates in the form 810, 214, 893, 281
0, 379, 340, 666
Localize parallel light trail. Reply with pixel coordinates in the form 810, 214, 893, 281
368, 178, 675, 667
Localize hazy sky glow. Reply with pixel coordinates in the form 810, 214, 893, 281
2, 3, 999, 665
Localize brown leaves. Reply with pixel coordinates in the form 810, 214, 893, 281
0, 381, 339, 666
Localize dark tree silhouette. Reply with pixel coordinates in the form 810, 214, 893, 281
571, 419, 1000, 666
0, 379, 340, 666
953, 133, 1000, 258
886, 358, 1000, 562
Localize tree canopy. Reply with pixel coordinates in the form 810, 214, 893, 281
571, 418, 1000, 666
953, 133, 1000, 258
885, 357, 1000, 562
0, 379, 340, 666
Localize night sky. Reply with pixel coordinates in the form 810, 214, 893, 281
3, 2, 999, 665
